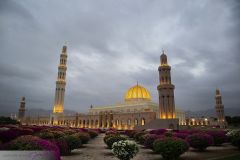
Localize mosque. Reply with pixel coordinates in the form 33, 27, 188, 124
18, 45, 226, 129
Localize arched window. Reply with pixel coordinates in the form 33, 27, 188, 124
134, 119, 138, 125
141, 118, 145, 126
128, 119, 131, 125
116, 119, 119, 126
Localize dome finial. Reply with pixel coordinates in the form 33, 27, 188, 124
160, 49, 168, 66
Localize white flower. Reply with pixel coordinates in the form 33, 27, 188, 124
112, 140, 139, 160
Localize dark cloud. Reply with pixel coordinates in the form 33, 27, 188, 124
0, 0, 239, 115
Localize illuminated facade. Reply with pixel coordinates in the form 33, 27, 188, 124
27, 83, 185, 129
24, 49, 186, 129
52, 45, 68, 113
157, 51, 176, 119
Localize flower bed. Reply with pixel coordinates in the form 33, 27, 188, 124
205, 130, 227, 146
3, 135, 60, 160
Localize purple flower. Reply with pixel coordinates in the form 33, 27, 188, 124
186, 133, 214, 151
149, 129, 167, 135
173, 133, 190, 139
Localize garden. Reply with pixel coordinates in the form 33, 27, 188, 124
103, 128, 240, 160
0, 125, 99, 160
0, 125, 240, 160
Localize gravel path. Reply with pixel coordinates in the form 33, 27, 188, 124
61, 134, 240, 160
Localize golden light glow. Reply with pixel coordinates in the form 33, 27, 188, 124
53, 105, 63, 113
125, 84, 151, 101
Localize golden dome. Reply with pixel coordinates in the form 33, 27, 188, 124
125, 84, 151, 101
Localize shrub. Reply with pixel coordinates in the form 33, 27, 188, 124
143, 134, 162, 149
149, 129, 167, 135
124, 130, 137, 138
59, 134, 82, 150
62, 129, 76, 135
134, 131, 146, 142
5, 135, 60, 160
52, 138, 71, 156
37, 132, 55, 140
153, 137, 189, 160
74, 132, 90, 144
0, 117, 20, 125
50, 131, 65, 138
173, 133, 189, 139
186, 133, 213, 151
37, 130, 65, 140
138, 134, 146, 145
106, 136, 127, 149
205, 131, 227, 146
88, 130, 98, 138
16, 128, 34, 135
112, 140, 139, 160
227, 129, 240, 149
0, 129, 21, 143
106, 130, 118, 135
104, 134, 115, 144
232, 136, 240, 149
164, 131, 173, 137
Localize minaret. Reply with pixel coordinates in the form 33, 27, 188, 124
215, 89, 226, 124
18, 97, 26, 122
157, 51, 176, 119
53, 45, 68, 113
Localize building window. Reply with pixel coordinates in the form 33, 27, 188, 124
116, 119, 119, 126
134, 119, 138, 125
128, 119, 131, 125
141, 118, 145, 126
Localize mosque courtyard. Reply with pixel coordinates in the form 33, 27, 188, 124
62, 133, 240, 160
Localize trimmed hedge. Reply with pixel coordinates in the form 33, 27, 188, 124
186, 133, 213, 151
74, 132, 90, 144
105, 135, 127, 149
153, 137, 189, 160
143, 134, 162, 149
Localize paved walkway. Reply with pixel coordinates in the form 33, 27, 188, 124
62, 134, 240, 160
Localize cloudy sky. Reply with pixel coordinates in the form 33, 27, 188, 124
0, 0, 239, 115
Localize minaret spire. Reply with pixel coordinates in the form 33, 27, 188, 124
215, 89, 227, 128
157, 51, 175, 119
53, 45, 68, 113
18, 97, 26, 123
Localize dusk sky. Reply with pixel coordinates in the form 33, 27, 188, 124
0, 0, 239, 114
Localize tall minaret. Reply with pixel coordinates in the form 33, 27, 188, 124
215, 89, 226, 124
53, 45, 68, 113
18, 97, 26, 122
157, 51, 176, 119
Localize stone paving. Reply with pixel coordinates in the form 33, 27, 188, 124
62, 134, 240, 160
